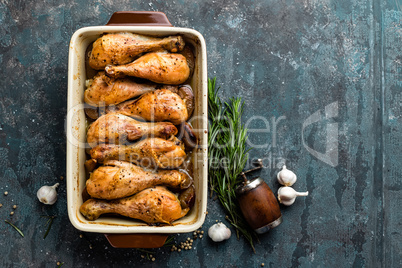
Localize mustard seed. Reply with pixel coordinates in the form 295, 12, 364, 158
151, 258, 155, 262
4, 191, 8, 196
261, 263, 265, 267
12, 205, 17, 209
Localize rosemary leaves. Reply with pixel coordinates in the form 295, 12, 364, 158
5, 220, 24, 237
207, 78, 257, 252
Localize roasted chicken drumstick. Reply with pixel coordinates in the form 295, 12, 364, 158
90, 137, 186, 169
84, 72, 157, 106
89, 33, 185, 70
86, 160, 192, 200
85, 71, 187, 107
86, 89, 191, 124
105, 52, 190, 85
87, 113, 177, 147
80, 186, 190, 224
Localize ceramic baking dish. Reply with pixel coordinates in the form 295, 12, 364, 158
66, 12, 208, 245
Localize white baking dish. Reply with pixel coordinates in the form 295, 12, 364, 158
66, 12, 208, 238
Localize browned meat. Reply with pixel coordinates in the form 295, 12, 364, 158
111, 89, 188, 124
90, 137, 186, 169
86, 113, 177, 147
89, 33, 185, 70
86, 160, 192, 200
105, 52, 190, 85
84, 72, 157, 106
85, 88, 194, 124
80, 186, 189, 224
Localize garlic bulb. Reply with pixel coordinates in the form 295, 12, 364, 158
37, 183, 59, 205
208, 222, 231, 242
277, 165, 297, 186
277, 186, 308, 206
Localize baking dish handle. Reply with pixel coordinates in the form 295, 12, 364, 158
105, 233, 168, 248
106, 11, 172, 26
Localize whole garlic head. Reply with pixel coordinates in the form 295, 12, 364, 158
37, 183, 59, 205
277, 186, 308, 206
208, 222, 231, 242
277, 165, 297, 186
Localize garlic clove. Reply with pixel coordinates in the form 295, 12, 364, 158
277, 165, 297, 186
277, 186, 308, 206
208, 222, 231, 242
37, 183, 59, 205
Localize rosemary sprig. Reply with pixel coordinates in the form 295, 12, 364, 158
162, 235, 175, 247
42, 215, 56, 239
5, 220, 24, 237
208, 78, 257, 252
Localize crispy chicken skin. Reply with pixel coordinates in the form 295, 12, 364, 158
86, 113, 177, 147
90, 137, 186, 169
106, 89, 189, 124
86, 160, 192, 200
84, 72, 157, 106
105, 52, 190, 85
80, 186, 189, 224
89, 33, 185, 70
84, 72, 185, 107
85, 88, 194, 123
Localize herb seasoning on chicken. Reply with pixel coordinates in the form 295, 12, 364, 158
89, 33, 185, 69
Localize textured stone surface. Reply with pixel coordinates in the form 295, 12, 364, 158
0, 0, 401, 267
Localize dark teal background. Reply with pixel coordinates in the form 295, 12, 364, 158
0, 0, 401, 267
